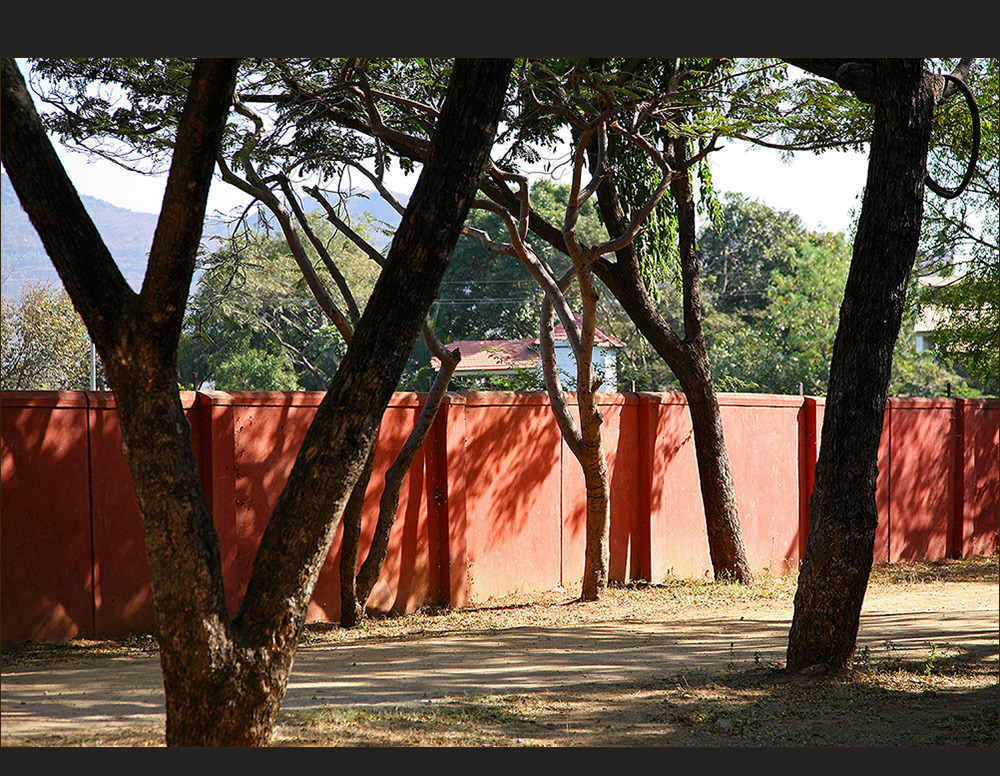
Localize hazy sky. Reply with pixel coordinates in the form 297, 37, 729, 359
29, 53, 871, 237
54, 137, 871, 236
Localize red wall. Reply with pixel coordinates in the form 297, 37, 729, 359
2, 390, 997, 645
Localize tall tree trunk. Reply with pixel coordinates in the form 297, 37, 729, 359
591, 138, 753, 583
786, 59, 936, 671
575, 266, 612, 600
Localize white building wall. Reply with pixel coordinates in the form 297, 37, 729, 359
551, 342, 619, 392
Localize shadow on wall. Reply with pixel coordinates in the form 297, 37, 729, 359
1, 390, 997, 645
1, 393, 95, 642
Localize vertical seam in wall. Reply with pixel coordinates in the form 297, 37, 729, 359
951, 399, 966, 558
886, 402, 892, 562
636, 399, 642, 583
559, 432, 564, 588
85, 392, 97, 639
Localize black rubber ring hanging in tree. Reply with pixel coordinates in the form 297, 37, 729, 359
926, 74, 981, 200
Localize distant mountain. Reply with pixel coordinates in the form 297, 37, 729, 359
3, 171, 162, 297
2, 172, 407, 299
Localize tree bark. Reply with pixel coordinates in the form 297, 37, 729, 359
575, 265, 612, 600
1, 56, 513, 745
786, 59, 937, 671
338, 443, 378, 627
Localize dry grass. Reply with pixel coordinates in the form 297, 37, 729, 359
267, 555, 998, 747
3, 554, 996, 747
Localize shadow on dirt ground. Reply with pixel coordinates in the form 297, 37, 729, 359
2, 556, 997, 747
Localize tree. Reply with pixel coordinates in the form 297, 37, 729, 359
27, 57, 488, 629
781, 58, 978, 671
2, 56, 512, 745
1, 283, 101, 390
432, 208, 550, 345
707, 234, 850, 396
470, 59, 759, 584
914, 58, 998, 395
236, 57, 773, 586
592, 76, 760, 583
696, 196, 853, 395
698, 136, 990, 400
698, 192, 804, 317
460, 60, 753, 597
178, 222, 377, 391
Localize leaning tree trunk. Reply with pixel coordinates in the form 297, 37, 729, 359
353, 333, 460, 610
339, 443, 378, 627
591, 137, 753, 583
786, 59, 935, 672
673, 344, 752, 581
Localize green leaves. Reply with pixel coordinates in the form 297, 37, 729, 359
705, 229, 849, 396
1, 284, 97, 390
179, 216, 373, 391
916, 58, 998, 395
29, 58, 197, 169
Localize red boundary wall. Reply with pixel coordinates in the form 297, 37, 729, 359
2, 390, 997, 645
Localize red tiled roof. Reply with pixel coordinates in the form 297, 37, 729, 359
431, 340, 540, 373
431, 317, 624, 374
539, 316, 626, 348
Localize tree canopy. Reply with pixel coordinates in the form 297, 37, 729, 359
1, 283, 97, 390
914, 58, 998, 394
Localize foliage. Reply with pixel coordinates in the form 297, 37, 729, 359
706, 237, 846, 395
600, 58, 731, 300
25, 58, 994, 400
28, 58, 197, 171
697, 196, 844, 394
913, 58, 998, 394
432, 211, 545, 344
1, 284, 100, 390
213, 348, 300, 391
721, 58, 997, 397
698, 192, 806, 317
697, 195, 979, 397
179, 218, 376, 391
732, 61, 874, 155
449, 368, 545, 393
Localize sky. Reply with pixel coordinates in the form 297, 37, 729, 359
53, 137, 872, 237
24, 51, 872, 239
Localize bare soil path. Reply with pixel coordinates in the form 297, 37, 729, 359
2, 557, 997, 747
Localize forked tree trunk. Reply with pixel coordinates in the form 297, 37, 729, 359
476, 119, 754, 585
1, 56, 513, 745
786, 59, 936, 671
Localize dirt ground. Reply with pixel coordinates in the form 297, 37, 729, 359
2, 556, 997, 747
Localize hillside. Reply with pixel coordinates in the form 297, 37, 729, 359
2, 172, 405, 299
2, 172, 164, 297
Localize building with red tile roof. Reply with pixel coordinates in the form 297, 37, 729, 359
431, 318, 625, 390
